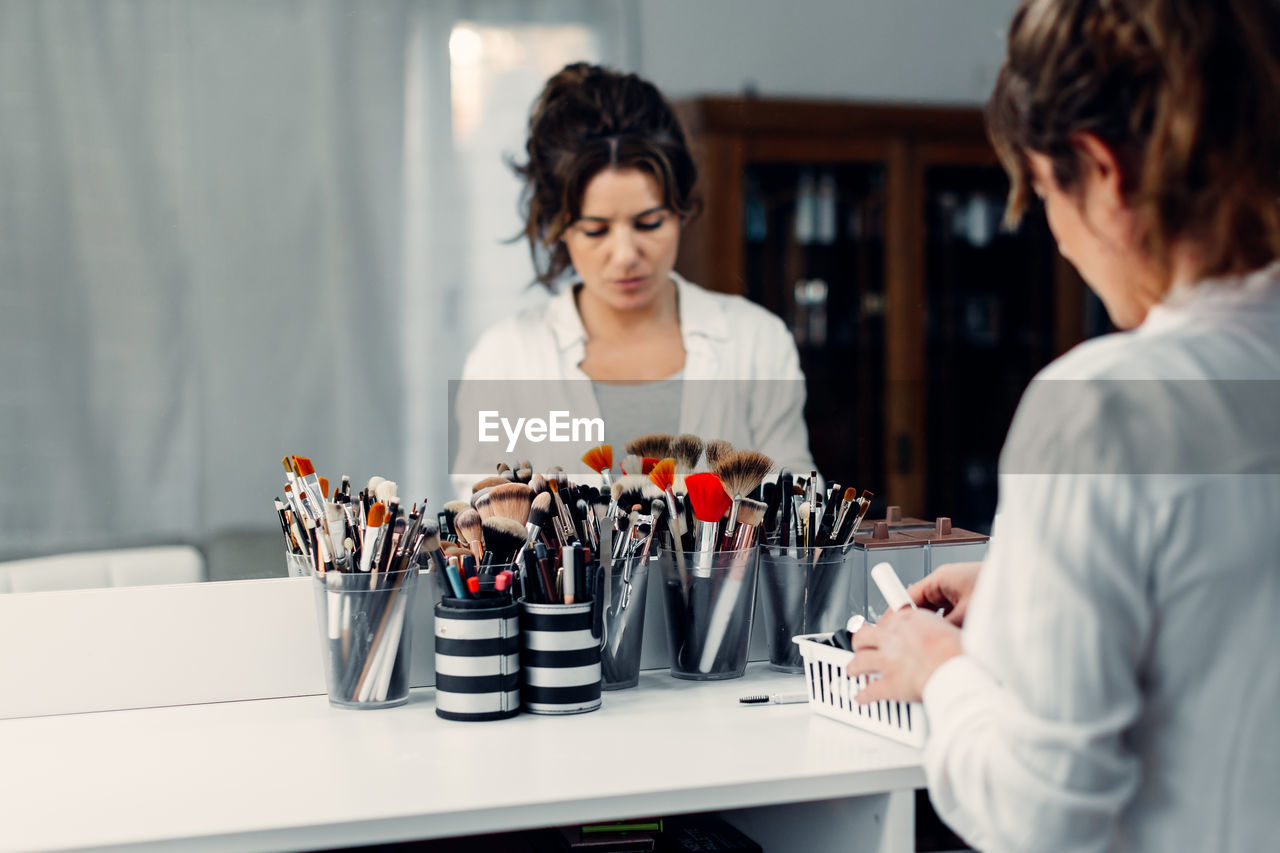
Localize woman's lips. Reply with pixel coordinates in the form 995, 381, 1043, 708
614, 276, 648, 291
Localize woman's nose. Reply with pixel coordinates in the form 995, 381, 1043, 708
608, 227, 641, 268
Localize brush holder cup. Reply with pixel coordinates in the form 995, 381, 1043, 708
433, 596, 521, 721
657, 547, 760, 680
518, 600, 602, 715
758, 545, 866, 672
311, 566, 418, 709
600, 551, 653, 690
285, 551, 312, 577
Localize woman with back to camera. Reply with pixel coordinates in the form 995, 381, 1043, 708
848, 1, 1280, 851
458, 63, 815, 481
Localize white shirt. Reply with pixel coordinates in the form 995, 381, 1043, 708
455, 273, 816, 488
923, 261, 1280, 853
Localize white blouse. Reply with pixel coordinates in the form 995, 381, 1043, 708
922, 262, 1280, 852
455, 272, 816, 488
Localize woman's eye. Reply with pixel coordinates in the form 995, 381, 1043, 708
582, 226, 608, 238
635, 217, 664, 231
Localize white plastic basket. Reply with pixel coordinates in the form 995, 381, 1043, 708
792, 633, 928, 748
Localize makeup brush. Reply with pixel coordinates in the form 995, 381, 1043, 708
454, 508, 484, 562
545, 476, 577, 544
582, 444, 614, 489
699, 499, 765, 673
729, 498, 766, 550
684, 472, 732, 572
318, 476, 331, 500
366, 475, 386, 496
704, 439, 733, 469
648, 458, 688, 588
529, 472, 548, 495
712, 449, 774, 549
611, 475, 660, 518
670, 434, 704, 492
619, 454, 645, 476
474, 491, 495, 519
480, 516, 527, 568
625, 433, 675, 460
487, 482, 532, 526
416, 518, 446, 572
291, 456, 326, 522
515, 466, 533, 484
471, 475, 507, 494
527, 491, 555, 545
439, 500, 469, 541
359, 503, 387, 575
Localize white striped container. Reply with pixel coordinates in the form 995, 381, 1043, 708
433, 597, 521, 721
519, 600, 602, 715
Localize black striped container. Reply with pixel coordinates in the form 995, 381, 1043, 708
519, 600, 602, 715
433, 597, 520, 721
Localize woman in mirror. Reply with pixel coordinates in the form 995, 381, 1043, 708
457, 64, 815, 482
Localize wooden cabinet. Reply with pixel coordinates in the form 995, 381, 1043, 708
674, 98, 1102, 530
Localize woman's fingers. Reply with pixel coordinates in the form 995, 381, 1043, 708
846, 649, 884, 678
851, 622, 880, 651
854, 678, 897, 705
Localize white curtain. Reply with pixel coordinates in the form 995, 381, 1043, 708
0, 0, 630, 561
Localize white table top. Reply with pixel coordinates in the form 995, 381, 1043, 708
0, 664, 925, 852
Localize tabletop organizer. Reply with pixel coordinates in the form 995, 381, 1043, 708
792, 632, 927, 748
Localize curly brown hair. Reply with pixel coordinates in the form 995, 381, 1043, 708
513, 63, 702, 290
986, 0, 1280, 281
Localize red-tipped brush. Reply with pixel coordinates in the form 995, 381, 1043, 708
290, 456, 325, 523
640, 456, 659, 476
582, 444, 614, 489
684, 472, 732, 572
318, 476, 330, 500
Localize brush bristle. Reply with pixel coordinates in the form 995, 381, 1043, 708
530, 473, 548, 495
641, 456, 659, 475
844, 486, 859, 502
625, 433, 675, 460
704, 439, 733, 469
480, 516, 527, 565
282, 456, 295, 475
471, 475, 507, 494
418, 519, 441, 553
613, 474, 660, 510
374, 480, 398, 504
366, 475, 385, 494
515, 467, 532, 483
474, 492, 494, 519
582, 444, 613, 474
684, 472, 732, 522
454, 508, 482, 547
442, 499, 471, 518
712, 450, 774, 498
294, 456, 315, 477
648, 458, 676, 492
528, 491, 554, 530
367, 502, 387, 528
735, 497, 767, 528
318, 476, 330, 499
670, 434, 704, 475
488, 482, 532, 525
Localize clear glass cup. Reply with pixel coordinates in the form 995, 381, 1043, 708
599, 551, 652, 690
656, 546, 760, 680
758, 544, 865, 672
285, 550, 312, 577
311, 566, 418, 709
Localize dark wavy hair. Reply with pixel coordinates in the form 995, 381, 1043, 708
512, 63, 702, 290
986, 0, 1280, 281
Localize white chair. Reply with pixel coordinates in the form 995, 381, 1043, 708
0, 546, 206, 593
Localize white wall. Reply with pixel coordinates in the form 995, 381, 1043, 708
634, 0, 1018, 105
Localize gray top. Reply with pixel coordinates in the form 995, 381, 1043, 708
591, 373, 684, 457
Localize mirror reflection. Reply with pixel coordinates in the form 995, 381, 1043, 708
1, 0, 1022, 591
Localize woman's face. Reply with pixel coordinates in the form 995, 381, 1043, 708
1027, 148, 1161, 329
562, 167, 681, 312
